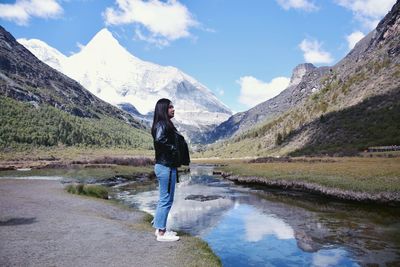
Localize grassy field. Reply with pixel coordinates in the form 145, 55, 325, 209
0, 146, 155, 180
196, 157, 400, 193
0, 146, 154, 161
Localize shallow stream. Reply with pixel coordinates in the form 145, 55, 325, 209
112, 164, 400, 266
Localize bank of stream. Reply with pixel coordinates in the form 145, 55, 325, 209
110, 164, 400, 266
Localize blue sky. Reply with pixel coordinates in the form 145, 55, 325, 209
0, 0, 396, 112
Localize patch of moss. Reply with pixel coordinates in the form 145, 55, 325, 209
65, 184, 109, 199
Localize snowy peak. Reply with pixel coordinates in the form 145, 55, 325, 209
69, 28, 141, 65
87, 28, 118, 49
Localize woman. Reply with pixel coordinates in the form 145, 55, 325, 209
151, 98, 190, 242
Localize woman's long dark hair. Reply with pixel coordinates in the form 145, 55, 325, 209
151, 98, 176, 137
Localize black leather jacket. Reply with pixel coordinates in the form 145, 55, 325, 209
153, 121, 190, 168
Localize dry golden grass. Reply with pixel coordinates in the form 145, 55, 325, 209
0, 146, 153, 161
208, 157, 400, 192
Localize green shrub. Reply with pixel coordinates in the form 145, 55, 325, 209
65, 184, 109, 199
76, 183, 84, 194
65, 184, 76, 194
83, 185, 109, 199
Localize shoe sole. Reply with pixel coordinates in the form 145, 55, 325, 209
156, 237, 180, 242
155, 230, 177, 236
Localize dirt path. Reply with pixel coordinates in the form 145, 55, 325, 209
0, 179, 215, 267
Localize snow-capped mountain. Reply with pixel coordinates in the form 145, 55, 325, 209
18, 37, 67, 71
18, 28, 231, 140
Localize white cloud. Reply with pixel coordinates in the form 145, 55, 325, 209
299, 39, 334, 64
346, 31, 365, 50
103, 0, 198, 46
0, 0, 63, 25
334, 0, 396, 29
216, 87, 224, 96
134, 26, 170, 47
276, 0, 318, 12
238, 76, 290, 108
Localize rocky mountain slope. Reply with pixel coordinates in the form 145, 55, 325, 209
19, 29, 232, 141
0, 26, 152, 149
199, 0, 400, 157
199, 63, 328, 143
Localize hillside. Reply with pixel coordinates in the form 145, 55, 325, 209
199, 63, 327, 144
198, 0, 400, 157
289, 89, 400, 155
0, 26, 152, 150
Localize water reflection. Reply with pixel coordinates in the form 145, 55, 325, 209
113, 164, 400, 266
204, 204, 358, 267
240, 205, 294, 242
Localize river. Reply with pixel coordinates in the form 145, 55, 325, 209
112, 164, 400, 266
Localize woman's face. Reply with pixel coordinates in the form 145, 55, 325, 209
168, 103, 175, 118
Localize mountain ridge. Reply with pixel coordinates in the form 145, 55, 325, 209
198, 63, 327, 144
198, 0, 400, 156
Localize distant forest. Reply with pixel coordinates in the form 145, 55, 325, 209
0, 96, 153, 149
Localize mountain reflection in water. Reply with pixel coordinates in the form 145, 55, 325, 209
113, 164, 400, 266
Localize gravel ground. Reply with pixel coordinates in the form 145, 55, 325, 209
0, 179, 195, 267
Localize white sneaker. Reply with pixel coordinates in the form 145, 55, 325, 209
156, 233, 180, 242
155, 229, 177, 236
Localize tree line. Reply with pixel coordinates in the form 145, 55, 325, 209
0, 96, 153, 149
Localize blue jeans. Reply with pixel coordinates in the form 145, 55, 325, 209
153, 164, 177, 230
